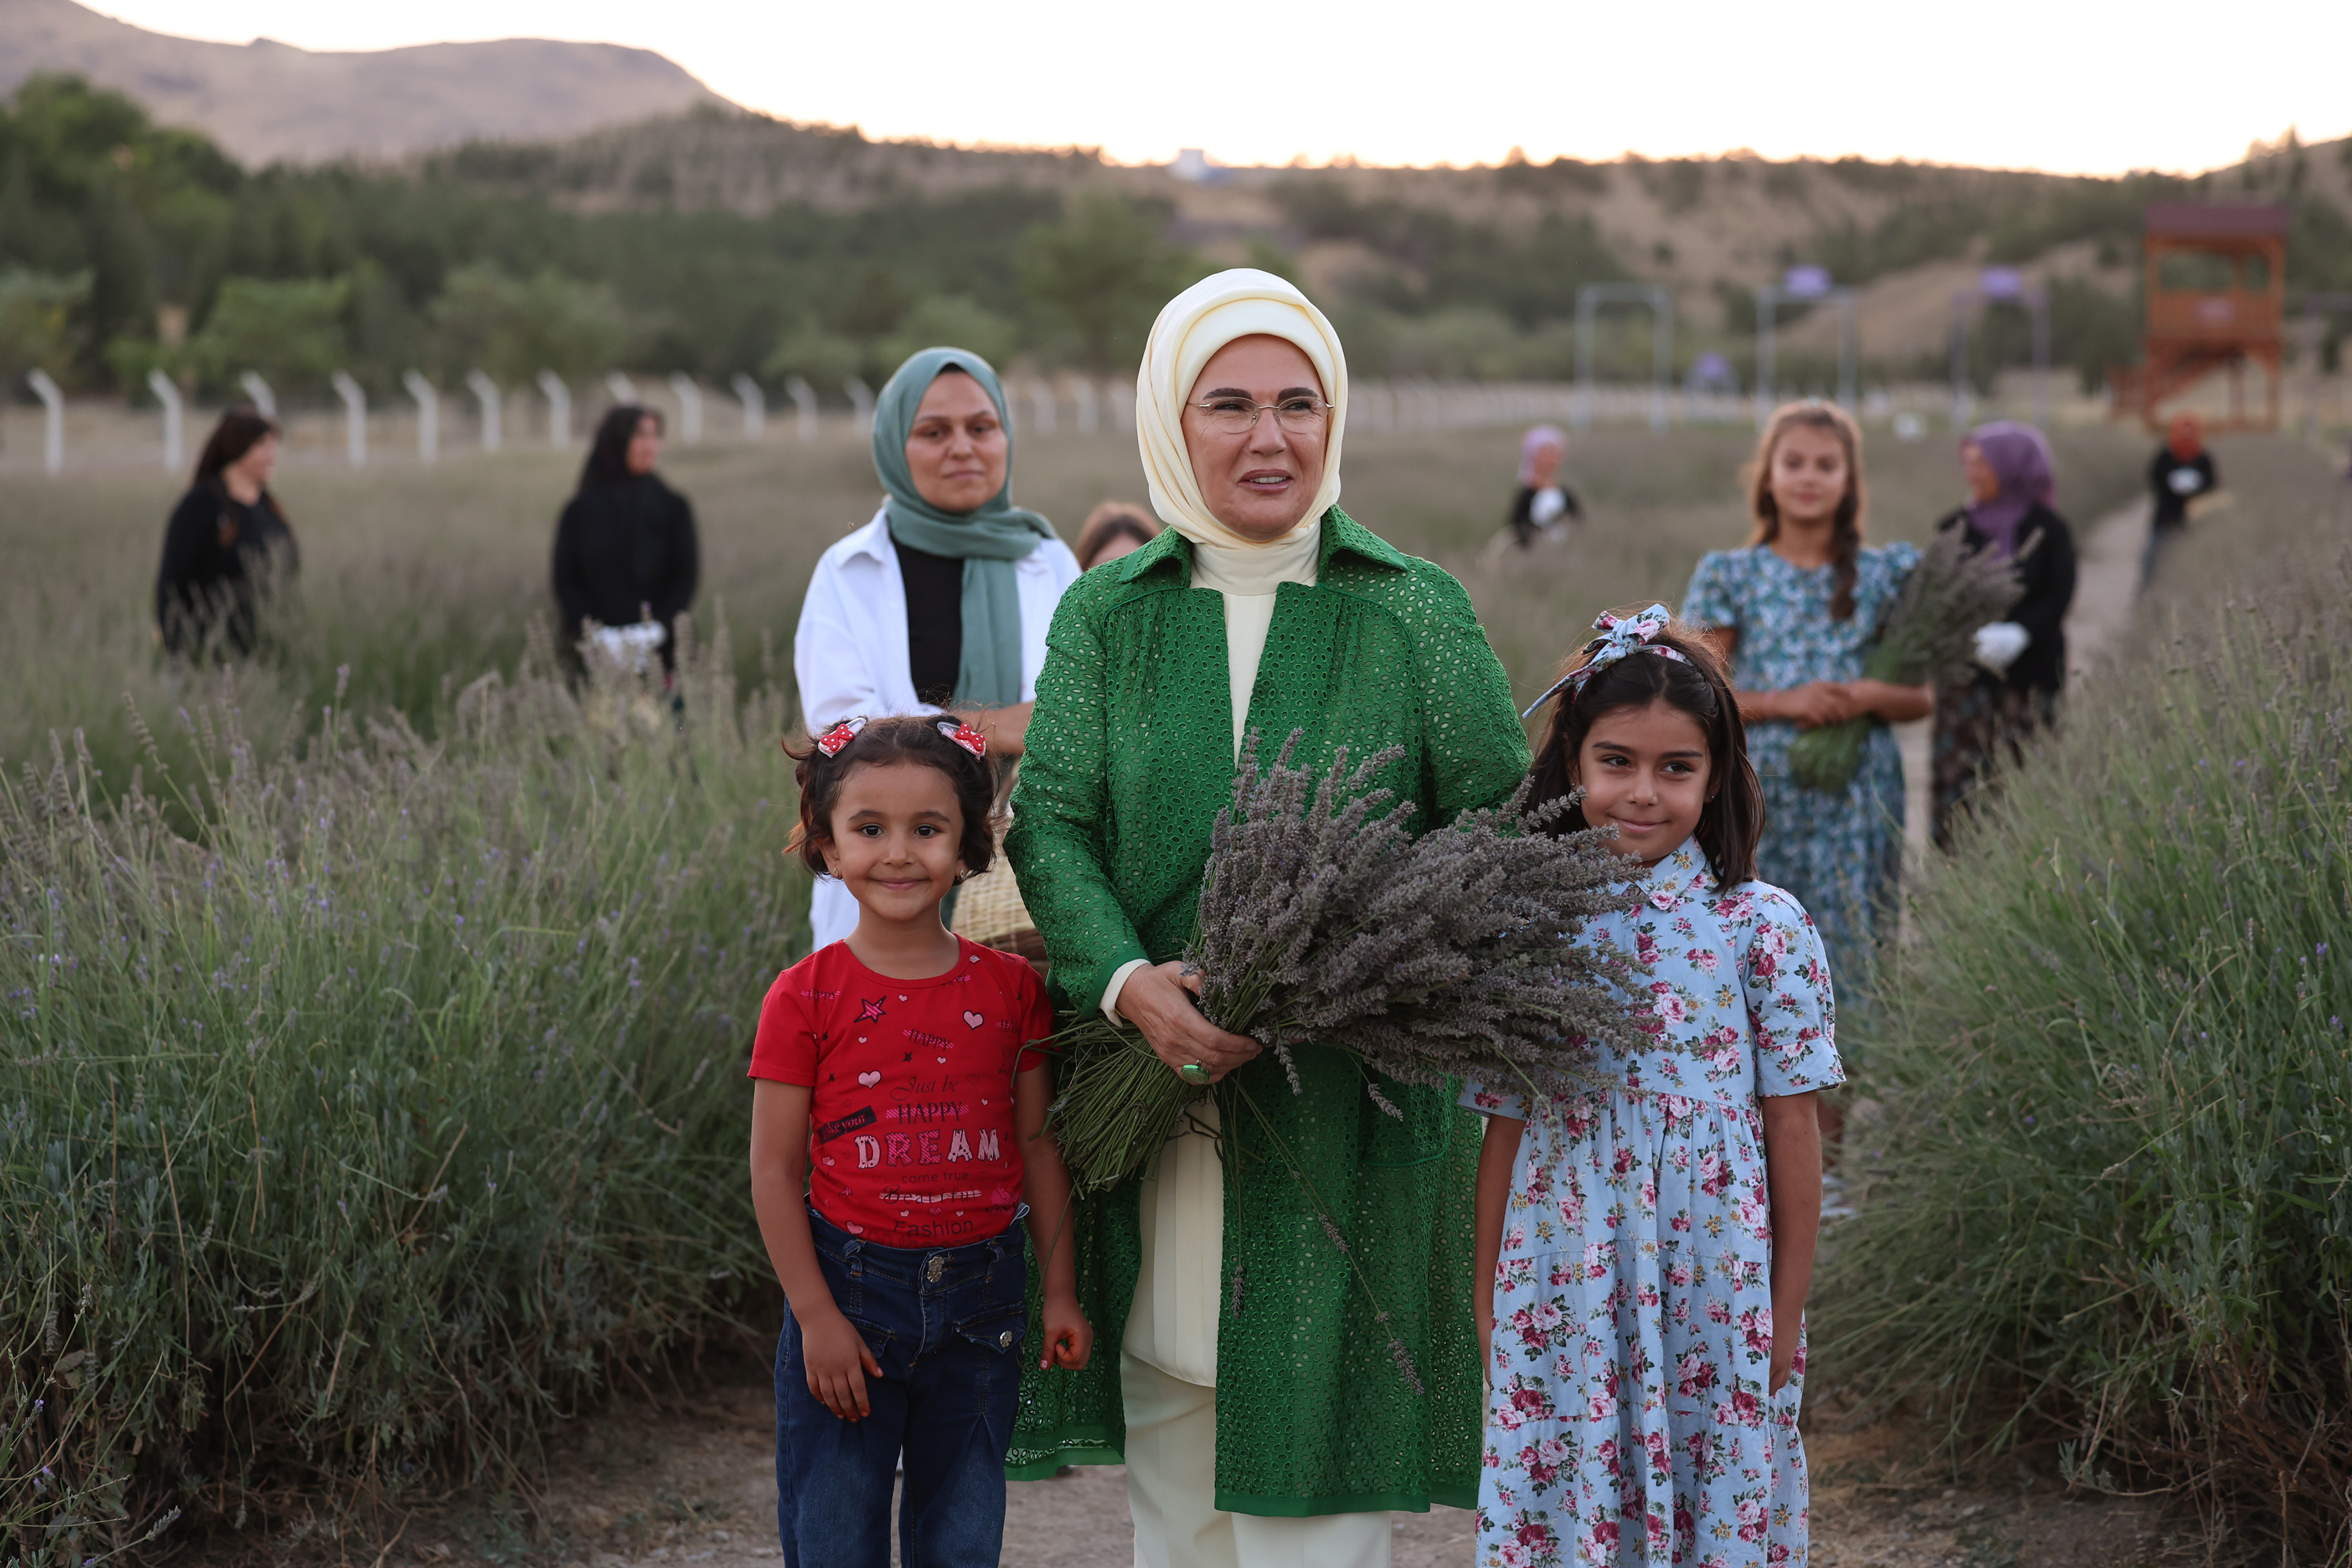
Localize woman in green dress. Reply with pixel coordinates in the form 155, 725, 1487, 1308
1005, 269, 1529, 1568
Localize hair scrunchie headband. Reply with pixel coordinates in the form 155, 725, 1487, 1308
1520, 603, 1691, 719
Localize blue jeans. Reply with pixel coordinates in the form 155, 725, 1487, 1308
773, 1207, 1028, 1568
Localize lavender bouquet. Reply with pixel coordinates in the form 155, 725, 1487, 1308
1046, 729, 1644, 1195
1787, 526, 2023, 793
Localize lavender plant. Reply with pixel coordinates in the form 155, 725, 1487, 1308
1788, 525, 2021, 793
1047, 729, 1643, 1195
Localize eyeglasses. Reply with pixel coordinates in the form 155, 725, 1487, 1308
1187, 395, 1331, 435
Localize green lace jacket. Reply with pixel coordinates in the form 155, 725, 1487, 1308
1003, 509, 1531, 1516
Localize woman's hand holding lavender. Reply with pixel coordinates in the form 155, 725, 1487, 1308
1118, 961, 1261, 1084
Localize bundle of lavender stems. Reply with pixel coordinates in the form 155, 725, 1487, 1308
1045, 730, 1645, 1195
1787, 525, 2023, 793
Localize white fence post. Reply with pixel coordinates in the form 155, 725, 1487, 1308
465, 370, 502, 452
537, 370, 571, 447
330, 371, 367, 467
1069, 377, 1098, 436
148, 369, 184, 471
845, 377, 874, 439
402, 371, 438, 465
668, 373, 704, 444
1029, 381, 1057, 435
786, 377, 817, 443
1108, 381, 1135, 434
238, 371, 276, 419
731, 373, 765, 440
605, 371, 639, 406
27, 369, 63, 474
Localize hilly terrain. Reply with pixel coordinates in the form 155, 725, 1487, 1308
3, 49, 2349, 409
0, 0, 725, 164
441, 111, 2352, 377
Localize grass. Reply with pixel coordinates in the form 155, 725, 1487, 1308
0, 417, 2153, 786
1, 641, 808, 1564
0, 413, 2156, 1559
1818, 435, 2352, 1560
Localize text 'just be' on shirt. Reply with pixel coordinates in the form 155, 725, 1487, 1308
748, 936, 1053, 1247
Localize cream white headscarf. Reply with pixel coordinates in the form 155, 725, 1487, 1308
1136, 268, 1348, 556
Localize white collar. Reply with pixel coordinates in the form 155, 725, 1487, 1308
841, 506, 893, 563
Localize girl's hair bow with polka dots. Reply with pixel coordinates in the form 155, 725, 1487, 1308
813, 716, 867, 757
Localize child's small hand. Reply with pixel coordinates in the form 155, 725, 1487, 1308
1769, 1321, 1797, 1393
1778, 681, 1858, 729
801, 1308, 883, 1419
1039, 1291, 1093, 1371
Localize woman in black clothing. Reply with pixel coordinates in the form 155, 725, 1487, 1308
551, 404, 701, 677
1930, 421, 2077, 847
1505, 423, 1582, 547
155, 408, 299, 657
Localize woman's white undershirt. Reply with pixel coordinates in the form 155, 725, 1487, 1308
1107, 524, 1320, 1385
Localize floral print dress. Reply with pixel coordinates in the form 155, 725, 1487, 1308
1681, 543, 1917, 999
1463, 840, 1843, 1568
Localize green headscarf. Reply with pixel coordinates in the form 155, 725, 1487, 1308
872, 347, 1057, 710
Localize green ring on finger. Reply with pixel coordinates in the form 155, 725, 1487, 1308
1179, 1060, 1212, 1085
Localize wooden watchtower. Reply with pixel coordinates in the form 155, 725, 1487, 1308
2108, 203, 2288, 431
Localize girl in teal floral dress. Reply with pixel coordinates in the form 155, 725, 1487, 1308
1681, 403, 1929, 1053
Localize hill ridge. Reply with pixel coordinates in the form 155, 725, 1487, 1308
0, 0, 728, 165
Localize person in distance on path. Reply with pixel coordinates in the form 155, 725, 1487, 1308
2142, 411, 2215, 590
1681, 401, 1929, 1155
1929, 421, 2076, 847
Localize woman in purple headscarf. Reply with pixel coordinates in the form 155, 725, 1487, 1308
1505, 424, 1581, 547
1929, 421, 2077, 847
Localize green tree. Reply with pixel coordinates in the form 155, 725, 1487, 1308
0, 267, 90, 385
1020, 193, 1195, 372
877, 295, 1019, 377
429, 262, 627, 383
187, 274, 350, 393
763, 319, 863, 394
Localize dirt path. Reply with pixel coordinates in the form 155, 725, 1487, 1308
327, 1375, 2157, 1568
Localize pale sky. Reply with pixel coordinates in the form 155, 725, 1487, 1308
87, 0, 2352, 177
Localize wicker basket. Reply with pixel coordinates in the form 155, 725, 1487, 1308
951, 805, 1047, 970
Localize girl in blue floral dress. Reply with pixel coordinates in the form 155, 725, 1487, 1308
1468, 605, 1841, 1568
1680, 403, 1929, 1013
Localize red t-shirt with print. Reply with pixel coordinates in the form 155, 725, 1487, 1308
747, 936, 1053, 1248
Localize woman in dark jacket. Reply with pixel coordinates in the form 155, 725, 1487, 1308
1505, 423, 1582, 547
551, 404, 700, 675
155, 407, 299, 657
1930, 421, 2077, 847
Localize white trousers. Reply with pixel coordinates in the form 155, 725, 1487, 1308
1123, 1352, 1391, 1568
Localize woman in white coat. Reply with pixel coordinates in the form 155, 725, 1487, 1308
793, 346, 1082, 949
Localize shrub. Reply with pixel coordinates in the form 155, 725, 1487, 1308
187, 276, 352, 397
1821, 555, 2352, 1556
1, 636, 806, 1563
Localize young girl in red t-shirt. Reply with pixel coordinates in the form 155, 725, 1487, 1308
748, 714, 1091, 1568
